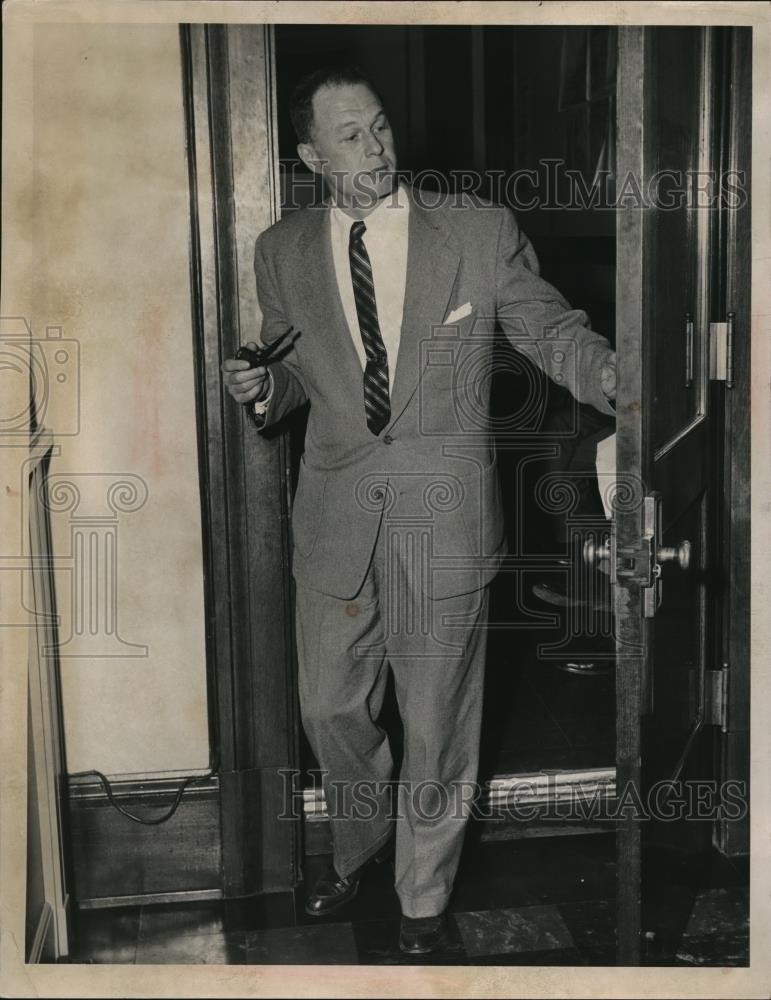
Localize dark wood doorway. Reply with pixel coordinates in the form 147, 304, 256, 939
182, 24, 750, 965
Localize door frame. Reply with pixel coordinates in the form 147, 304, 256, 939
713, 26, 751, 860
180, 22, 302, 899
26, 428, 72, 959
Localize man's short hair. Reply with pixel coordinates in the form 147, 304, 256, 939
289, 65, 382, 145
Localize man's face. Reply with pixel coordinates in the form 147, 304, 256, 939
298, 82, 397, 214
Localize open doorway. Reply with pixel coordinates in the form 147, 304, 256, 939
273, 24, 618, 848
57, 18, 750, 968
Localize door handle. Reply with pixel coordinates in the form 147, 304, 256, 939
583, 537, 611, 567
587, 537, 692, 575
583, 495, 692, 616
657, 540, 691, 571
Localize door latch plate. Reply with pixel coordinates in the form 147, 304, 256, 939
615, 494, 662, 617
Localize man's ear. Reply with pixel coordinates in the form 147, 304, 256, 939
298, 142, 323, 175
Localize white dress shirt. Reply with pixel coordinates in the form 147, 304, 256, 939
329, 181, 410, 389
254, 182, 410, 416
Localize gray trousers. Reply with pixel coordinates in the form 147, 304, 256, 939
295, 518, 490, 919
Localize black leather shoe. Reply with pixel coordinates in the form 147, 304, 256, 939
305, 834, 395, 918
304, 864, 360, 917
399, 912, 450, 955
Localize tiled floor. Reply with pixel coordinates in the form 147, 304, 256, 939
67, 833, 748, 966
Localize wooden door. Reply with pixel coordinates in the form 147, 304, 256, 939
613, 26, 750, 964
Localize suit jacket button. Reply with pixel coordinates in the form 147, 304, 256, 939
383, 434, 394, 444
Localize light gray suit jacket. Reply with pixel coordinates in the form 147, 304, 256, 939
252, 186, 615, 600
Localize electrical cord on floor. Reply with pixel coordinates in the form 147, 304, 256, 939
67, 658, 222, 824
69, 752, 220, 825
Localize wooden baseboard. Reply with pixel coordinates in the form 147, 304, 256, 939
68, 775, 221, 905
79, 889, 223, 910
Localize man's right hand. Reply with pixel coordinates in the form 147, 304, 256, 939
221, 342, 271, 404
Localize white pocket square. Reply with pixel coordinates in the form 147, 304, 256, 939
444, 302, 472, 325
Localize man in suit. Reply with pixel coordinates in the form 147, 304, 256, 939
223, 66, 617, 954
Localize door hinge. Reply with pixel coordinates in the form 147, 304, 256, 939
709, 313, 735, 386
704, 665, 729, 731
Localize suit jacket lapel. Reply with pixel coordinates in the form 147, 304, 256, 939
389, 191, 461, 422
296, 205, 364, 389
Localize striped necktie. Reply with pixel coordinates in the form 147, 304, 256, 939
349, 220, 391, 436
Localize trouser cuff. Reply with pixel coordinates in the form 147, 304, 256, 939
398, 890, 451, 919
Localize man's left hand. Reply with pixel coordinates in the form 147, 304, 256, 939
601, 353, 617, 402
